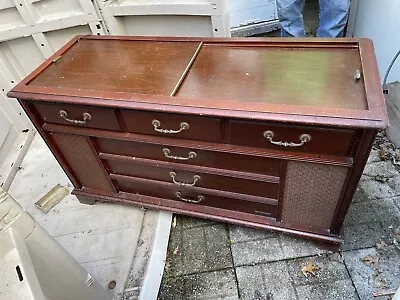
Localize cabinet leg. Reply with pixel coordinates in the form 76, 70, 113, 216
76, 195, 96, 205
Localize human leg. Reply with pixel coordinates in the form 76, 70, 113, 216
317, 0, 350, 37
276, 0, 306, 37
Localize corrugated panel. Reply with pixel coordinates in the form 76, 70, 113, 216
229, 0, 277, 29
93, 0, 230, 37
0, 0, 105, 178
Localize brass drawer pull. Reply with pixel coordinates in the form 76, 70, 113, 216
263, 130, 311, 147
152, 120, 189, 134
169, 172, 200, 187
175, 192, 204, 204
59, 110, 91, 125
163, 148, 197, 160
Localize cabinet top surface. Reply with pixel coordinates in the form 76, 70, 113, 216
9, 35, 388, 129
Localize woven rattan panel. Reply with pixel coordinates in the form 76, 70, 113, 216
281, 161, 348, 229
51, 132, 115, 192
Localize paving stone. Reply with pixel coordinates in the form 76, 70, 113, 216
344, 201, 376, 226
367, 149, 382, 164
286, 254, 349, 286
236, 261, 297, 300
351, 186, 369, 203
235, 265, 266, 300
228, 224, 276, 243
343, 246, 400, 300
204, 224, 234, 271
167, 224, 233, 276
279, 234, 326, 260
231, 237, 284, 266
184, 269, 239, 300
177, 215, 217, 230
363, 160, 399, 178
359, 178, 395, 200
372, 198, 400, 226
393, 196, 400, 212
388, 175, 400, 196
344, 198, 400, 228
158, 276, 185, 300
295, 279, 358, 300
342, 222, 390, 251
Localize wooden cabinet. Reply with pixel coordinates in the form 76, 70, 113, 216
8, 36, 388, 245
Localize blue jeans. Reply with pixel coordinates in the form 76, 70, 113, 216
277, 0, 350, 37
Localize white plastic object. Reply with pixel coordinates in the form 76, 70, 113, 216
0, 189, 113, 300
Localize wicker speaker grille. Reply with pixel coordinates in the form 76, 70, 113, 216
51, 132, 114, 192
281, 161, 348, 229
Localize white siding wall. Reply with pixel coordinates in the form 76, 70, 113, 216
349, 0, 400, 83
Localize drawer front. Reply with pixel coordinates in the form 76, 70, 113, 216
33, 102, 121, 131
228, 120, 354, 156
107, 159, 279, 199
96, 138, 281, 176
115, 176, 278, 218
120, 110, 221, 142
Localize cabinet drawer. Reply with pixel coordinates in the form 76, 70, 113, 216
115, 176, 278, 218
33, 102, 121, 131
228, 120, 354, 156
106, 159, 279, 199
120, 110, 221, 142
96, 138, 281, 176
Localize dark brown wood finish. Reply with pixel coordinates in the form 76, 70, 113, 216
9, 36, 387, 130
176, 45, 367, 110
96, 138, 282, 176
228, 120, 355, 156
120, 109, 222, 142
105, 158, 280, 199
18, 100, 81, 188
43, 123, 354, 167
113, 174, 278, 218
330, 129, 378, 234
29, 40, 202, 96
33, 102, 121, 131
8, 36, 388, 245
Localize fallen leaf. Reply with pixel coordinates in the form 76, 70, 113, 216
164, 260, 171, 272
360, 255, 379, 270
374, 174, 389, 183
372, 273, 389, 289
379, 149, 390, 160
376, 241, 388, 251
300, 261, 320, 277
172, 216, 177, 229
173, 246, 179, 255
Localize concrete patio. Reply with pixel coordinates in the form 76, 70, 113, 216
158, 131, 400, 300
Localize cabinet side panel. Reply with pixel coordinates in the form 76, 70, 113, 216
281, 161, 348, 229
50, 132, 114, 192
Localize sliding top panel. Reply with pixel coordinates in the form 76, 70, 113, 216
27, 39, 200, 96
176, 44, 368, 110
9, 36, 387, 129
